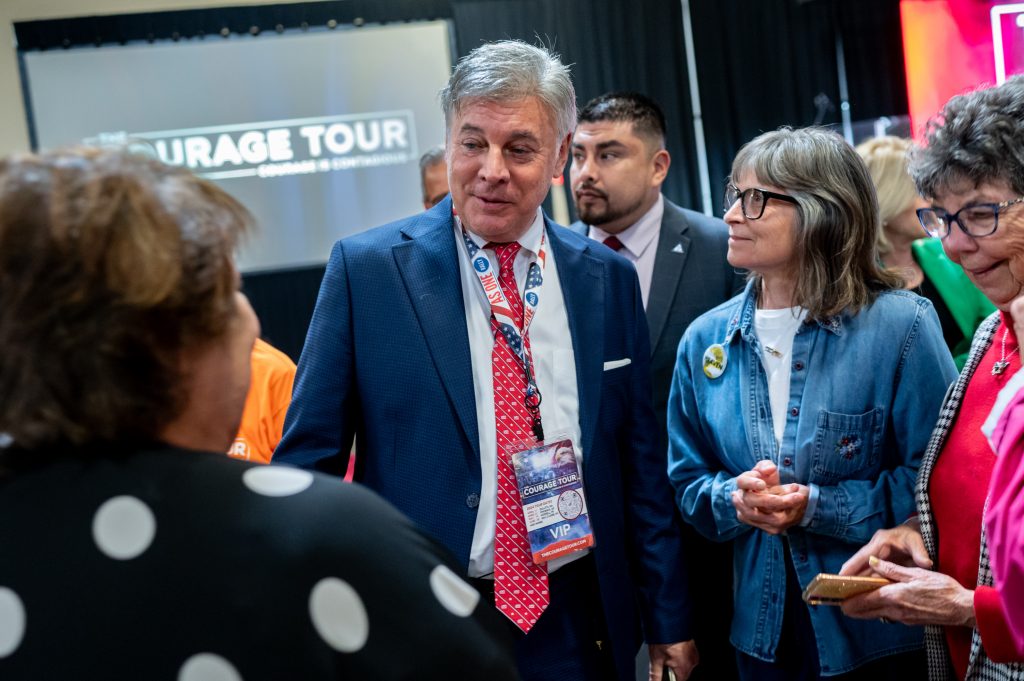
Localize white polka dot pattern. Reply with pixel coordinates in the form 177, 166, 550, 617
308, 577, 368, 653
0, 587, 25, 658
92, 495, 156, 560
177, 653, 243, 681
242, 467, 314, 497
429, 565, 479, 617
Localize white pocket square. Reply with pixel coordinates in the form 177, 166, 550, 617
603, 358, 631, 371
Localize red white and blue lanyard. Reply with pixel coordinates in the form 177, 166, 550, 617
460, 226, 548, 441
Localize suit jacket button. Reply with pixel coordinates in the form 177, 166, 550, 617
466, 493, 480, 508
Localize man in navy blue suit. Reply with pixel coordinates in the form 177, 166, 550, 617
275, 40, 696, 681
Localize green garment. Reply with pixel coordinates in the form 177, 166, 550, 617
912, 237, 997, 369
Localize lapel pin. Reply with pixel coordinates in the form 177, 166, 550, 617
703, 343, 727, 379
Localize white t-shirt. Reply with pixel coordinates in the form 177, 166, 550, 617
754, 306, 808, 447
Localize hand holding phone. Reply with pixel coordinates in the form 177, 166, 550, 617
802, 573, 890, 605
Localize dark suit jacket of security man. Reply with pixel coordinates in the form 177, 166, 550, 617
573, 197, 744, 681
276, 195, 693, 681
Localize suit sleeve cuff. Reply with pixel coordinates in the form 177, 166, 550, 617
975, 585, 1021, 662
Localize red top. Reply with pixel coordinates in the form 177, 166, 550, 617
930, 314, 1019, 676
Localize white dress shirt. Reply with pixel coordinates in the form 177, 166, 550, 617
587, 193, 664, 309
454, 209, 585, 577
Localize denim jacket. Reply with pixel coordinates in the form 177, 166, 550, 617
667, 282, 958, 674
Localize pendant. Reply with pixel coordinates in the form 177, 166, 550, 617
993, 360, 1011, 376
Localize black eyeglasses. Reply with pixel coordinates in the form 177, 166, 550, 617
917, 197, 1024, 239
724, 183, 799, 220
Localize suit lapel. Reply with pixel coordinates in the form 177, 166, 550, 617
646, 204, 691, 352
547, 221, 604, 460
393, 199, 480, 461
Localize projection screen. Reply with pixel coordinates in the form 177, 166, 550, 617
21, 20, 453, 272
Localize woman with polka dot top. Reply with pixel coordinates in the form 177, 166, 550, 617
0, 148, 518, 680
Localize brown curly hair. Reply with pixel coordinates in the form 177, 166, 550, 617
0, 147, 251, 448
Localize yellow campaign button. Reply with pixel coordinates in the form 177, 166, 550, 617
703, 343, 727, 379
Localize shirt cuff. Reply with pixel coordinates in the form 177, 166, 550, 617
712, 477, 741, 535
975, 585, 1021, 663
798, 484, 820, 527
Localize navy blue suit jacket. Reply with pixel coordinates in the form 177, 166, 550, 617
276, 196, 691, 679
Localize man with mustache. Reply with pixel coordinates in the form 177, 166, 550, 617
570, 92, 743, 680
277, 46, 697, 681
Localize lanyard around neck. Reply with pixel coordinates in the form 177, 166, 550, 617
460, 226, 548, 440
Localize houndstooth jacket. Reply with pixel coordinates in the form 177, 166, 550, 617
916, 311, 1024, 681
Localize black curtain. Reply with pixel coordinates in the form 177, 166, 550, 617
690, 0, 908, 215
450, 0, 702, 217
242, 266, 326, 362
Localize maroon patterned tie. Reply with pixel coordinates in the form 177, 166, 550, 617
602, 235, 624, 251
488, 241, 549, 632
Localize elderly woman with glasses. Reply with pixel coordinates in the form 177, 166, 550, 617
666, 126, 958, 680
841, 76, 1024, 681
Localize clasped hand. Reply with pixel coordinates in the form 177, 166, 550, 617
731, 460, 810, 534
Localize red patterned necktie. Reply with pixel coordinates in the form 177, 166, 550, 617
488, 240, 549, 633
602, 235, 625, 252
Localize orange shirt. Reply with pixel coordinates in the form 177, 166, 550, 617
228, 338, 296, 464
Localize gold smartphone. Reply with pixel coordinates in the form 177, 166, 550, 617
801, 573, 890, 605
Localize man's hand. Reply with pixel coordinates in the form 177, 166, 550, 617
731, 460, 809, 534
839, 520, 931, 576
648, 640, 699, 681
840, 556, 975, 627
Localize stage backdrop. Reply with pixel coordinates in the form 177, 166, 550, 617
22, 20, 452, 273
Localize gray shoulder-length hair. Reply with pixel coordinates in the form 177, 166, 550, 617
910, 75, 1024, 199
732, 127, 902, 319
439, 40, 576, 141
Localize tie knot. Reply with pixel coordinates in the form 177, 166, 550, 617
602, 235, 625, 252
487, 241, 522, 271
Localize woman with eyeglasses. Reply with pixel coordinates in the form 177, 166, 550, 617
840, 76, 1024, 680
666, 126, 957, 680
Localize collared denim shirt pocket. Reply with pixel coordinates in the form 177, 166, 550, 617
811, 408, 883, 485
